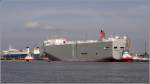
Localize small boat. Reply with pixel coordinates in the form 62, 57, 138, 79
121, 50, 149, 62
121, 50, 133, 62
25, 54, 34, 62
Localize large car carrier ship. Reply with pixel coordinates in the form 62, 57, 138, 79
41, 30, 131, 61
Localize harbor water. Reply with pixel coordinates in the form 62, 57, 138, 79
1, 61, 149, 83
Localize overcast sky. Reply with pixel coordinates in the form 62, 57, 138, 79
0, 0, 149, 53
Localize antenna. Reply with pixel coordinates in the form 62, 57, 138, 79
97, 24, 101, 32
145, 41, 146, 53
144, 40, 147, 57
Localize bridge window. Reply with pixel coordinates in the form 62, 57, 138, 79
114, 46, 117, 49
120, 47, 124, 49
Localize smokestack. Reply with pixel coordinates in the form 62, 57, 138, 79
99, 30, 106, 41
26, 47, 30, 54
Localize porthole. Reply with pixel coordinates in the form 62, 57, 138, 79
96, 52, 98, 55
104, 46, 110, 49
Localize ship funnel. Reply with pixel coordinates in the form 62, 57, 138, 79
26, 47, 30, 54
99, 30, 106, 41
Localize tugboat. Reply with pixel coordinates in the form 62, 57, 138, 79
25, 54, 34, 62
121, 50, 133, 62
121, 50, 149, 62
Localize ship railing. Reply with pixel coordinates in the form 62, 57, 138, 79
44, 40, 99, 46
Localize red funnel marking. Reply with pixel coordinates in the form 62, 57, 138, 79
99, 30, 105, 41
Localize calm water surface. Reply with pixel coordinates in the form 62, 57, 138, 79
1, 61, 149, 83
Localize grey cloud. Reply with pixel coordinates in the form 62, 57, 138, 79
25, 21, 54, 30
